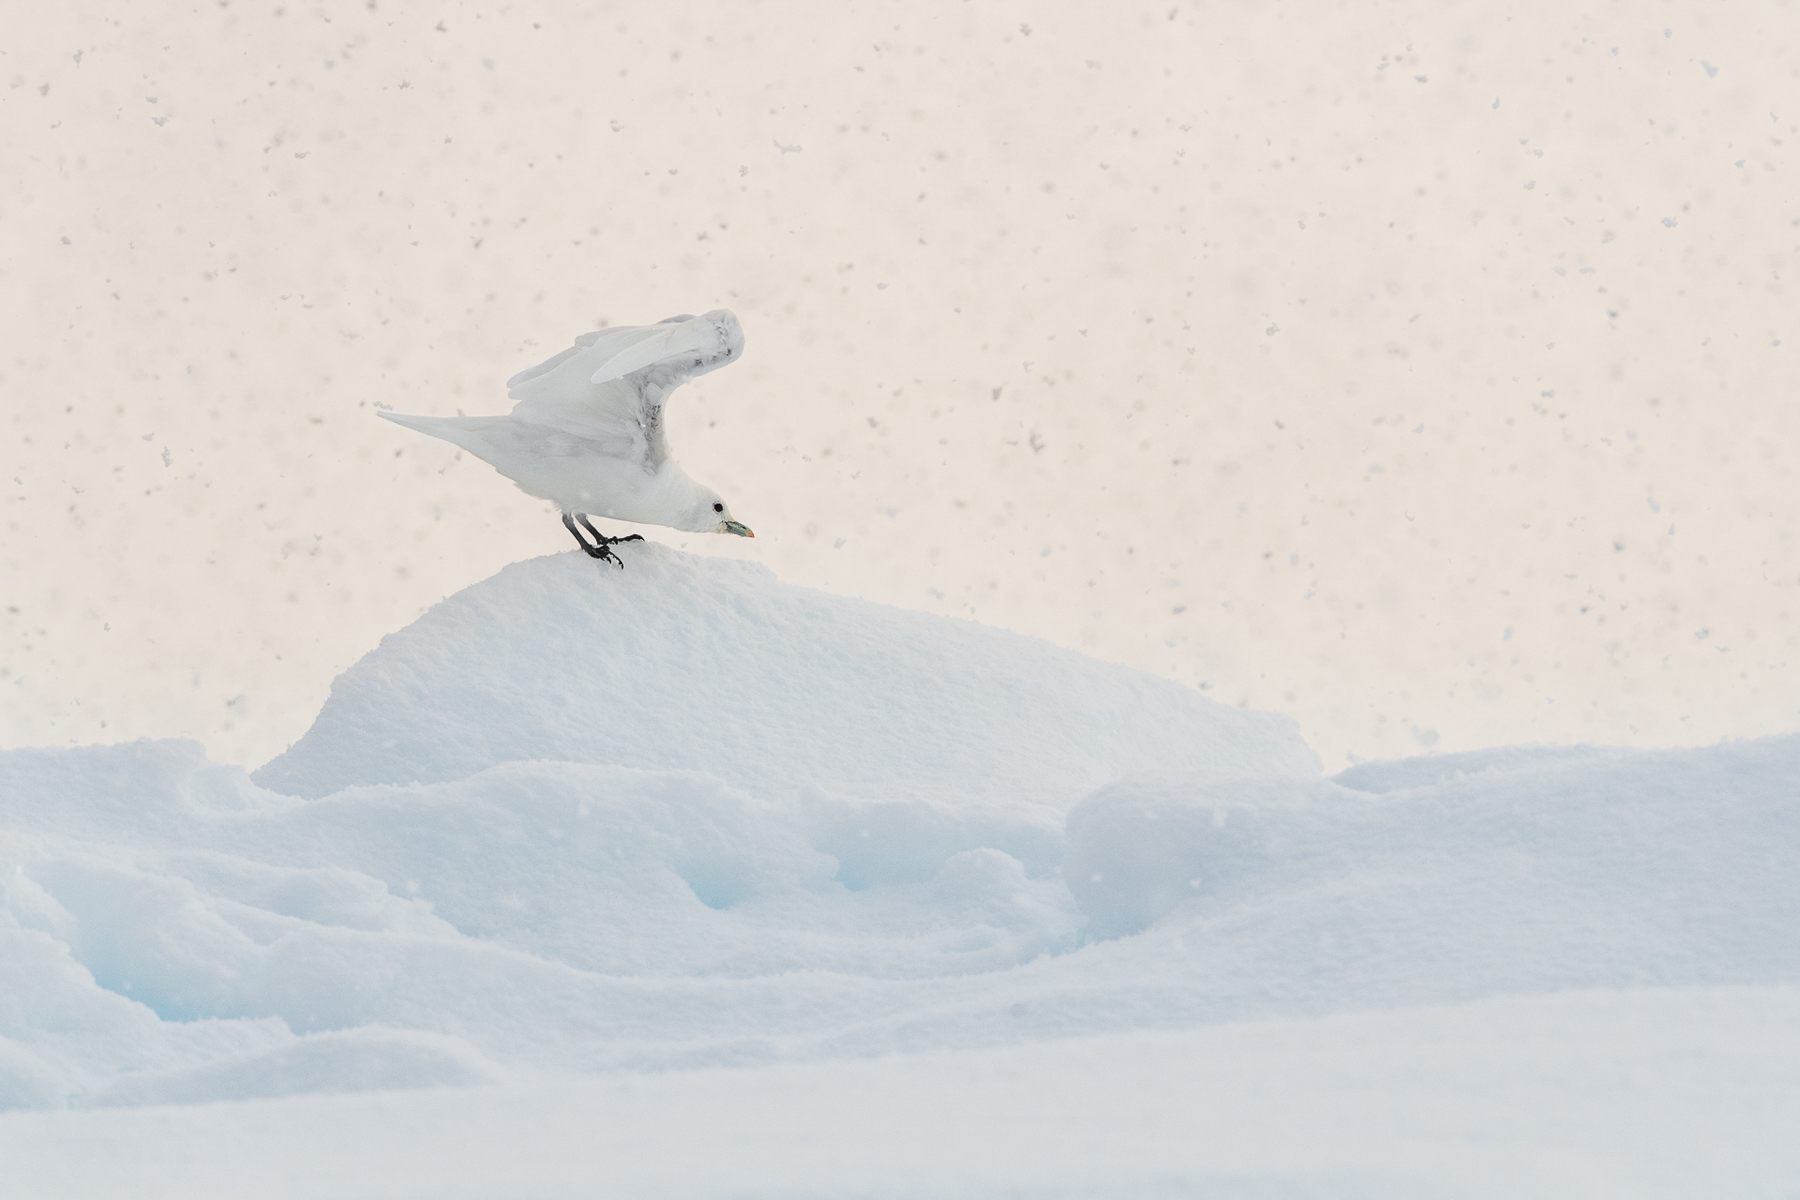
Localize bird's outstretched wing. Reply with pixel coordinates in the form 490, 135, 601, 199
504, 310, 744, 466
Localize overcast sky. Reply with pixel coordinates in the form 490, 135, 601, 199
4, 0, 1796, 768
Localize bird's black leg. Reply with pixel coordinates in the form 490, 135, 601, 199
562, 511, 598, 553
576, 514, 643, 546
562, 511, 617, 566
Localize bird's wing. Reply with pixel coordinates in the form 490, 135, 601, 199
504, 311, 743, 466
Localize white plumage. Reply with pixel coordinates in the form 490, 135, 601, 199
381, 309, 753, 564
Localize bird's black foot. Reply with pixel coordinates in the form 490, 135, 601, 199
583, 541, 624, 569
563, 512, 640, 569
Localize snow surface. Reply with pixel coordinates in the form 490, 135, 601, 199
2, 548, 1797, 1196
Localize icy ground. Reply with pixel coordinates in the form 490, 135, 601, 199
2, 548, 1797, 1197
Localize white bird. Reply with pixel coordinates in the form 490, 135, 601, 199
381, 309, 754, 567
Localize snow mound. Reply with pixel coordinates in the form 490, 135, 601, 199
1068, 739, 1800, 993
255, 548, 1319, 805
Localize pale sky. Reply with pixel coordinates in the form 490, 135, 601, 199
3, 0, 1797, 769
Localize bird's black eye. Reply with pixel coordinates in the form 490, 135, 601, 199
712, 502, 724, 513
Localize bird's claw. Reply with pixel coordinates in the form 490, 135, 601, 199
564, 513, 639, 568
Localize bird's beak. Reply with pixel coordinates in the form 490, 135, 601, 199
719, 520, 755, 538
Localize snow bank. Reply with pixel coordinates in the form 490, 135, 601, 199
2, 547, 1797, 1194
254, 548, 1319, 807
1072, 738, 1800, 950
1066, 739, 1800, 1013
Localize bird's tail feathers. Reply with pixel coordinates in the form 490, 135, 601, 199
377, 410, 508, 456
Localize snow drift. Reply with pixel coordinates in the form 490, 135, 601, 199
254, 547, 1319, 806
2, 548, 1797, 1196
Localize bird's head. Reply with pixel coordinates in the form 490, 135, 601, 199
678, 490, 754, 538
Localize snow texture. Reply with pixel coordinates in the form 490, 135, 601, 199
2, 549, 1796, 1196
